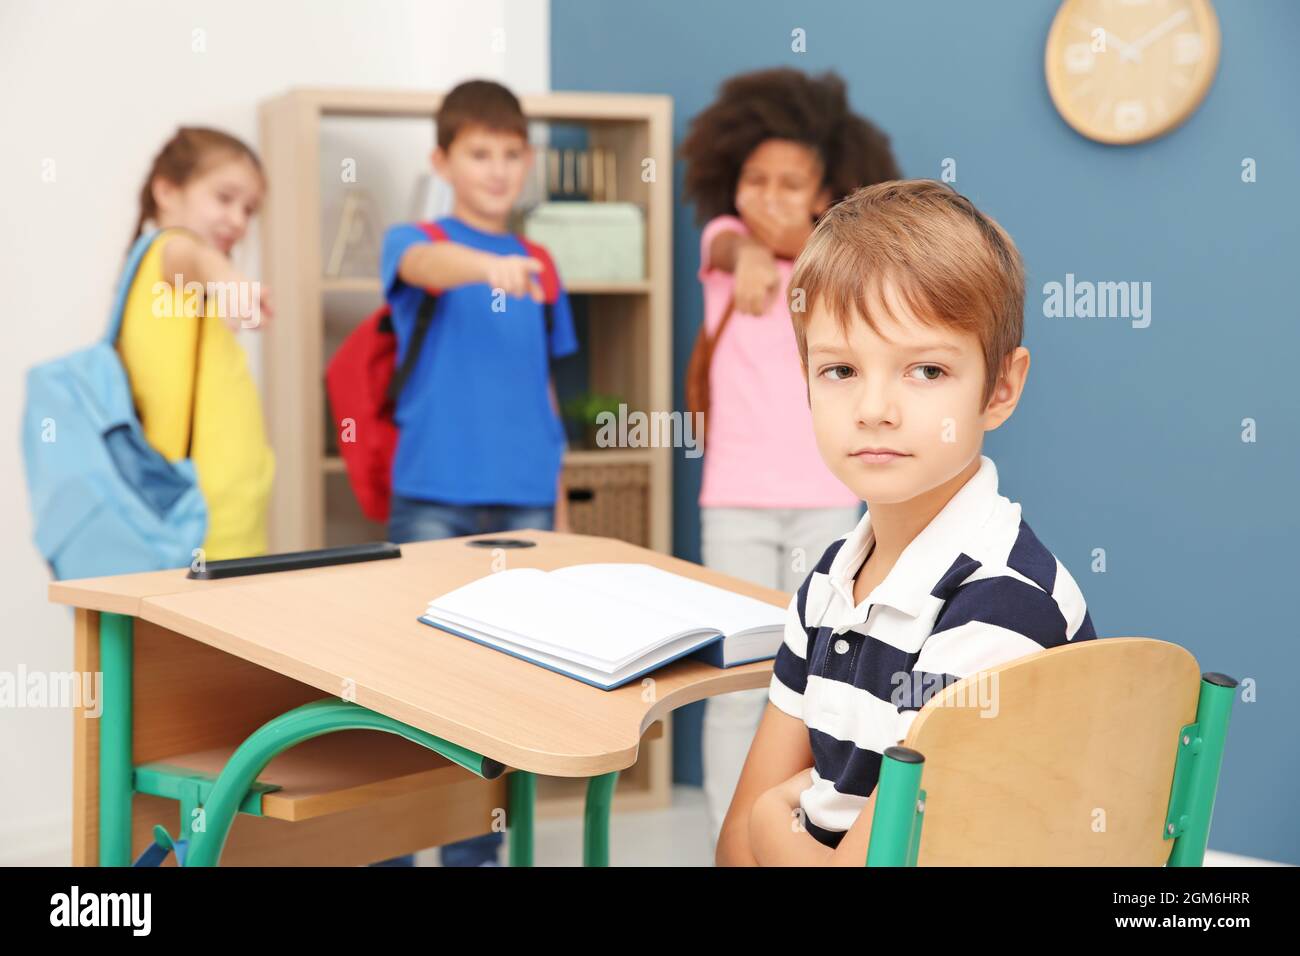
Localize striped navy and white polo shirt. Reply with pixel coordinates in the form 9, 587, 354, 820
768, 454, 1097, 849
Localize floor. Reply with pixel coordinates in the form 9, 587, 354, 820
14, 785, 1289, 866
413, 784, 718, 867
414, 785, 1287, 867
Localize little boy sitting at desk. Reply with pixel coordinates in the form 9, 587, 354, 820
716, 180, 1098, 866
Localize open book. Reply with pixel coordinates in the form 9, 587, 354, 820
418, 562, 785, 690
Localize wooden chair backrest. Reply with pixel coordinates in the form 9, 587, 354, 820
903, 637, 1201, 865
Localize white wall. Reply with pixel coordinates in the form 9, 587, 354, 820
0, 0, 550, 864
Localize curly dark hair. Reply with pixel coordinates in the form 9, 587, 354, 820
679, 68, 901, 226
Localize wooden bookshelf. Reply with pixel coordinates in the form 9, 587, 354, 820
257, 87, 675, 816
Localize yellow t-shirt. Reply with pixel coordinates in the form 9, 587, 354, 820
115, 229, 275, 560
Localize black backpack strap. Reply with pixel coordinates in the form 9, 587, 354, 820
388, 285, 553, 407
386, 292, 439, 405
184, 308, 205, 459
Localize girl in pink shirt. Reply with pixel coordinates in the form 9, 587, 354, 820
680, 67, 902, 847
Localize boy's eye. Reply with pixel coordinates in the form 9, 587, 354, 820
820, 365, 854, 381
908, 365, 946, 382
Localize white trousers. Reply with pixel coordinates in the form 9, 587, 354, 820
699, 503, 862, 848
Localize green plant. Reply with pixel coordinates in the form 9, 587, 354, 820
561, 392, 626, 448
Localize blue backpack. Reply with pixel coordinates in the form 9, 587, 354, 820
22, 231, 208, 580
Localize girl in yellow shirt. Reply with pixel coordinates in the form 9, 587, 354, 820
116, 127, 275, 560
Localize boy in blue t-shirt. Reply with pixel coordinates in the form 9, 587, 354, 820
374, 79, 578, 867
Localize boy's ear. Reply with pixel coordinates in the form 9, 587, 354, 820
431, 146, 449, 178
982, 347, 1031, 431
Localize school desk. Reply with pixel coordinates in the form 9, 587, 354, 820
49, 529, 784, 867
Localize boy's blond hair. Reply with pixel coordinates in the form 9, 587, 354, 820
789, 180, 1025, 409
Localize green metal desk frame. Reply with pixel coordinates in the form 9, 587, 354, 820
96, 611, 620, 867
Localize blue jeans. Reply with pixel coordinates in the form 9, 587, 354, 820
388, 496, 555, 543
377, 495, 555, 867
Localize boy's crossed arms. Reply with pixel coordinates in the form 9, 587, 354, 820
718, 702, 882, 867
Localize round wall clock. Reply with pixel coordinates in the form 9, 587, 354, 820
1046, 0, 1221, 144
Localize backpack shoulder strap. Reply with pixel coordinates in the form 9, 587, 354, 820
386, 221, 450, 404
417, 220, 449, 270
517, 236, 561, 304
105, 230, 163, 344
104, 228, 206, 456
517, 236, 560, 337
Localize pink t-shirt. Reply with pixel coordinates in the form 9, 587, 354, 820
696, 214, 860, 509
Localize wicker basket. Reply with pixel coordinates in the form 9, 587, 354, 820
563, 462, 650, 547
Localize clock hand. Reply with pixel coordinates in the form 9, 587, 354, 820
1073, 17, 1138, 60
1121, 9, 1192, 62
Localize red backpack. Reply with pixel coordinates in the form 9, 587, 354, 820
325, 222, 562, 523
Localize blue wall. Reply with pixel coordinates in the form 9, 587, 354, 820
553, 0, 1300, 863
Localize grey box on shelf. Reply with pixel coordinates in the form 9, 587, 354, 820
523, 202, 645, 283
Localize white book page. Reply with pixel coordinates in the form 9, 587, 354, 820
419, 615, 721, 688
425, 568, 708, 667
550, 563, 784, 636
432, 606, 636, 672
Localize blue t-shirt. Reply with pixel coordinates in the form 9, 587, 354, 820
380, 217, 579, 506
